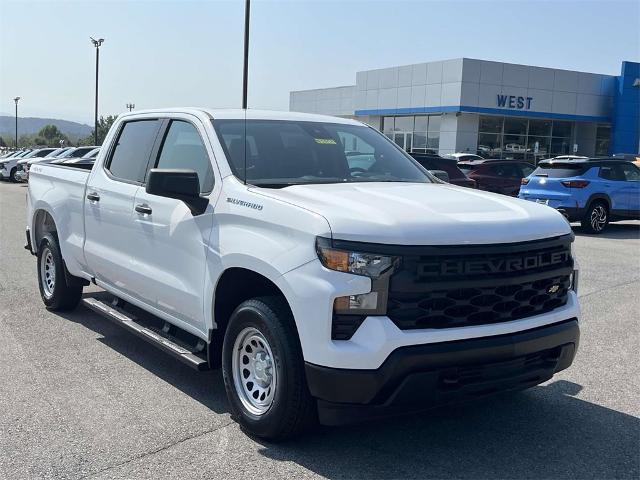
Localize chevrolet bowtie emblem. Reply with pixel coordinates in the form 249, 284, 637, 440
548, 285, 560, 294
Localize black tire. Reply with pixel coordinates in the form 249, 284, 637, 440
10, 167, 18, 182
581, 201, 609, 234
37, 233, 83, 311
222, 296, 316, 441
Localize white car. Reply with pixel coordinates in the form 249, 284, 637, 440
11, 148, 58, 182
446, 152, 485, 162
0, 149, 31, 181
550, 155, 589, 160
27, 108, 580, 440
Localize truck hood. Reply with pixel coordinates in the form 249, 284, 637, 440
254, 182, 571, 245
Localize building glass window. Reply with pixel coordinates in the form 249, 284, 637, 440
479, 116, 503, 134
503, 135, 528, 159
595, 124, 611, 156
476, 115, 580, 162
377, 115, 442, 153
504, 118, 527, 136
394, 116, 414, 132
551, 121, 573, 138
528, 119, 552, 137
383, 117, 395, 131
412, 116, 428, 152
477, 133, 501, 157
527, 136, 550, 159
426, 115, 440, 154
550, 137, 572, 155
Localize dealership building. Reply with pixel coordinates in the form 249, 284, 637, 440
289, 59, 639, 160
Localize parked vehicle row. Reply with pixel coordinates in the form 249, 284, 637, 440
0, 146, 100, 182
26, 108, 580, 440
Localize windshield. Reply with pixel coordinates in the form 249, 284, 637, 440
213, 119, 431, 187
69, 147, 94, 158
83, 148, 100, 158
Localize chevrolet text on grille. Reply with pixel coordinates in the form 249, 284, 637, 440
418, 251, 570, 276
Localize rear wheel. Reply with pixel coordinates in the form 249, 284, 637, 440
222, 296, 316, 440
37, 233, 83, 311
581, 201, 609, 234
10, 167, 18, 182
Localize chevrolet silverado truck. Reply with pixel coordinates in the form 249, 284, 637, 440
26, 109, 580, 440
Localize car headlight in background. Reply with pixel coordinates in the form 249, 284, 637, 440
316, 237, 398, 316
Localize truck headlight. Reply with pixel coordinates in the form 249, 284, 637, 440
316, 247, 395, 279
316, 237, 398, 315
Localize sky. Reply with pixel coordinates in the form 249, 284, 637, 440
1, 0, 639, 125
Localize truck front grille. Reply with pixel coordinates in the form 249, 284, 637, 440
388, 274, 570, 330
386, 235, 573, 330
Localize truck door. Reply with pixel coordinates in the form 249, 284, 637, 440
84, 118, 162, 303
130, 117, 218, 333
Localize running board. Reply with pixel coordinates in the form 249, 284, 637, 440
82, 296, 209, 371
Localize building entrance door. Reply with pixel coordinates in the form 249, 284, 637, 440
393, 131, 413, 152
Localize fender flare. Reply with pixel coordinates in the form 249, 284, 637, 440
584, 193, 611, 211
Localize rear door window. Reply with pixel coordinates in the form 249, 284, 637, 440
599, 165, 626, 181
106, 120, 161, 183
619, 163, 640, 181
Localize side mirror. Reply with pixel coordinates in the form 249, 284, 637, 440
429, 169, 450, 183
146, 169, 208, 215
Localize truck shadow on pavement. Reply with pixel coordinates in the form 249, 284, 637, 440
573, 221, 640, 240
257, 380, 640, 479
59, 304, 229, 413
59, 305, 639, 479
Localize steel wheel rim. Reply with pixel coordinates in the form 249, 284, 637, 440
40, 247, 55, 299
232, 327, 277, 416
590, 205, 607, 231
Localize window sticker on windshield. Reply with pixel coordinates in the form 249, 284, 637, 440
314, 138, 337, 145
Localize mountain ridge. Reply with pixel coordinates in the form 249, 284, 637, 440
0, 115, 92, 138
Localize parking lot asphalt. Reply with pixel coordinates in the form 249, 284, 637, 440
0, 180, 639, 480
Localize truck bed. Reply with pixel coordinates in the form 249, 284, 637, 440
27, 163, 91, 277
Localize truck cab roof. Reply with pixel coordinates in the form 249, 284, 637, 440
118, 108, 362, 126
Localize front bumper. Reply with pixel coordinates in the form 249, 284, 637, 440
306, 319, 579, 425
15, 171, 28, 182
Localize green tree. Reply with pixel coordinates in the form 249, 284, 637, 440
36, 124, 70, 147
82, 115, 117, 146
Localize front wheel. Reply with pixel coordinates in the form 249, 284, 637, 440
581, 201, 609, 234
10, 167, 18, 182
222, 297, 316, 440
37, 233, 83, 311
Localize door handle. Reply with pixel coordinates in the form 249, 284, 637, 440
86, 192, 100, 202
135, 204, 152, 215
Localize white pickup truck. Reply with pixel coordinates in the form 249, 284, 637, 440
26, 109, 580, 440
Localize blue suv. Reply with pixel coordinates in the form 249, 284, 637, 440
519, 158, 640, 233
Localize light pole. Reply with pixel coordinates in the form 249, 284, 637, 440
126, 103, 135, 112
242, 0, 250, 109
90, 37, 104, 145
13, 97, 20, 150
